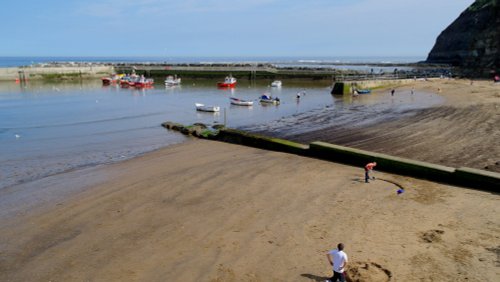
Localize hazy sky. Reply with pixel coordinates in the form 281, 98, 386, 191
1, 0, 474, 57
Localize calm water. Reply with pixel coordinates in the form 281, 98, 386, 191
0, 78, 443, 189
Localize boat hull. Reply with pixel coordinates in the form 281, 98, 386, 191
217, 82, 236, 88
259, 99, 280, 105
195, 103, 220, 112
230, 98, 253, 106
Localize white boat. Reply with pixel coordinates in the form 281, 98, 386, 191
195, 103, 220, 112
230, 97, 253, 106
165, 75, 181, 86
271, 80, 282, 87
217, 75, 237, 88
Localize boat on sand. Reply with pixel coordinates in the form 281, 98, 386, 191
355, 89, 371, 94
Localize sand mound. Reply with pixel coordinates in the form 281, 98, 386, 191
346, 261, 392, 282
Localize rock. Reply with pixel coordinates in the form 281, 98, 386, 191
426, 0, 500, 77
193, 123, 208, 129
212, 124, 225, 130
161, 122, 174, 129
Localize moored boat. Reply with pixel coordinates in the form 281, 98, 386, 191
259, 94, 280, 105
119, 74, 138, 87
230, 97, 254, 106
355, 89, 371, 94
165, 75, 181, 86
217, 75, 237, 88
134, 76, 154, 88
271, 80, 282, 87
101, 74, 124, 85
195, 103, 220, 112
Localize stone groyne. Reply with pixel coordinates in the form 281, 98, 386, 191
0, 62, 451, 81
0, 65, 114, 81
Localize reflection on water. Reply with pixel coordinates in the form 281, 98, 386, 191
0, 79, 444, 189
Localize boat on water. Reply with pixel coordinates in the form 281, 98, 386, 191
217, 75, 237, 88
134, 75, 154, 88
271, 80, 282, 87
230, 97, 253, 106
259, 94, 280, 105
195, 103, 220, 112
165, 75, 181, 86
119, 74, 137, 87
102, 74, 124, 85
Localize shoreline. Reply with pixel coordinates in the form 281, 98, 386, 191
246, 79, 500, 173
1, 78, 498, 281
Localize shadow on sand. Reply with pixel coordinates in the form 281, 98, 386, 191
300, 273, 330, 281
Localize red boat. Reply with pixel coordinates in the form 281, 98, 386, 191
217, 75, 237, 88
133, 75, 154, 88
101, 74, 123, 85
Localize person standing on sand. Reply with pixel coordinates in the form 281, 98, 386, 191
326, 243, 348, 282
391, 89, 395, 96
365, 162, 377, 183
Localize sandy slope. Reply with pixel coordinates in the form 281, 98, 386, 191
1, 140, 498, 282
286, 79, 500, 173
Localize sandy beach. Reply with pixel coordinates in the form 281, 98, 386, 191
0, 79, 499, 282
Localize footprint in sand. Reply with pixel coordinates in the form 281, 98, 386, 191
420, 229, 445, 243
346, 261, 392, 282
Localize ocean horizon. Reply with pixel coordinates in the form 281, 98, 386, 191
0, 56, 426, 68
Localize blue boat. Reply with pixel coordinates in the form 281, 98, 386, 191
356, 89, 371, 94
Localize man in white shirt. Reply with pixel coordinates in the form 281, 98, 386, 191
326, 243, 348, 282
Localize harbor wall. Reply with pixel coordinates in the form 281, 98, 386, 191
0, 66, 114, 81
164, 125, 499, 192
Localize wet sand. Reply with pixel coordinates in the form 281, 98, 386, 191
0, 139, 499, 282
251, 79, 500, 173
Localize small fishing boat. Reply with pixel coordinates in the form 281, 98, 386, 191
101, 74, 123, 85
355, 89, 371, 94
271, 80, 282, 87
230, 97, 253, 106
195, 103, 220, 112
259, 94, 280, 105
134, 76, 154, 88
120, 74, 139, 87
217, 75, 237, 88
165, 75, 181, 86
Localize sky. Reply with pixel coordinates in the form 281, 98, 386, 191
0, 0, 474, 58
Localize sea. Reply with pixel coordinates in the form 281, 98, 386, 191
0, 56, 424, 71
0, 56, 439, 190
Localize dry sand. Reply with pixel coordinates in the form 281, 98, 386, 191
0, 79, 499, 282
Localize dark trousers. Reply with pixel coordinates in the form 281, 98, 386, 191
330, 271, 346, 282
365, 170, 370, 182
